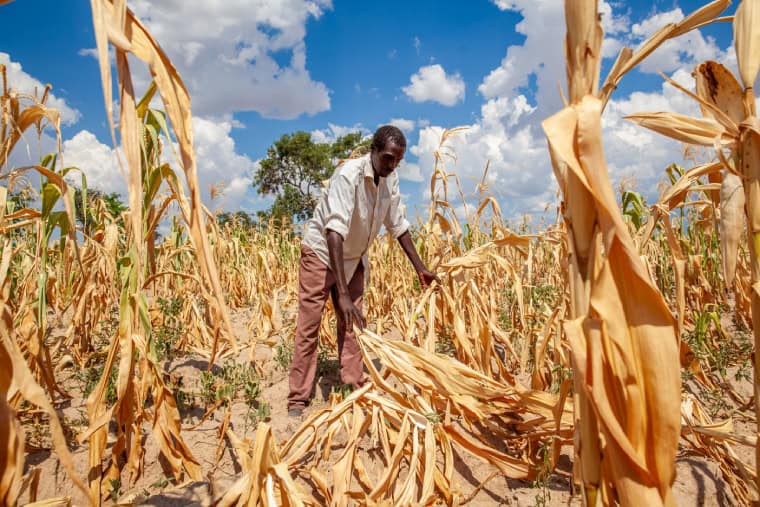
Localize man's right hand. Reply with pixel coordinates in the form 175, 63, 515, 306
336, 292, 366, 331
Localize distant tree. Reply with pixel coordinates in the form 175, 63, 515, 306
103, 192, 128, 218
254, 131, 367, 222
73, 187, 127, 234
6, 184, 33, 212
216, 210, 255, 228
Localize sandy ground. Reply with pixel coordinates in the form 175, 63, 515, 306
19, 305, 750, 506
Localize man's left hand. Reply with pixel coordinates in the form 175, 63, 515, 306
417, 269, 439, 289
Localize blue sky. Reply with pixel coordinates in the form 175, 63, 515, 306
0, 0, 746, 223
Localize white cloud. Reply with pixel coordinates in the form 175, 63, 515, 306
191, 116, 259, 209
387, 118, 416, 133
479, 0, 566, 115
397, 160, 423, 183
62, 131, 124, 195
310, 123, 367, 144
5, 131, 60, 174
0, 52, 80, 125
401, 1, 734, 221
602, 68, 703, 195
599, 1, 629, 35
410, 95, 553, 218
78, 47, 117, 63
413, 36, 421, 54
602, 36, 625, 59
127, 0, 332, 120
60, 117, 267, 212
403, 64, 465, 106
631, 9, 684, 38
77, 48, 98, 59
630, 8, 727, 74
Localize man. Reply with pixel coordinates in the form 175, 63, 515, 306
287, 125, 437, 417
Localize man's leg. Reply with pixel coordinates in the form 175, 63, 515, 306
288, 247, 331, 411
330, 261, 365, 387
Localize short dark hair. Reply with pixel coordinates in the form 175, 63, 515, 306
371, 125, 406, 152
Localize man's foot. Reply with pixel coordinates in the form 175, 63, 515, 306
288, 406, 304, 418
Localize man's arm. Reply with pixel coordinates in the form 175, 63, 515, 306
326, 229, 366, 330
397, 230, 439, 288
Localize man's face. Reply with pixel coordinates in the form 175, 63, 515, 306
371, 142, 405, 178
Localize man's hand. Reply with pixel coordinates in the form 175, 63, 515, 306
417, 268, 439, 289
397, 231, 440, 290
336, 292, 366, 331
326, 230, 365, 331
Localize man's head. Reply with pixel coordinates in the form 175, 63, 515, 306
370, 125, 406, 178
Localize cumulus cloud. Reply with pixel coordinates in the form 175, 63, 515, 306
126, 0, 332, 120
411, 99, 553, 217
478, 1, 566, 115
403, 64, 465, 106
60, 117, 267, 212
62, 131, 125, 194
1, 52, 80, 125
397, 160, 423, 183
191, 116, 260, 210
403, 1, 733, 221
310, 123, 367, 144
602, 68, 703, 194
630, 8, 727, 74
480, 1, 628, 115
5, 131, 60, 176
387, 118, 416, 133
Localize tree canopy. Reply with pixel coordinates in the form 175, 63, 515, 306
73, 187, 128, 234
254, 131, 368, 222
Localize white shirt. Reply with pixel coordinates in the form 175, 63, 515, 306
302, 154, 410, 280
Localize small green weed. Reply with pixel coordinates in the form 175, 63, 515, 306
316, 344, 340, 377
435, 331, 457, 357
76, 364, 118, 405
168, 376, 191, 413
424, 412, 442, 426
247, 401, 272, 429
150, 477, 170, 490
550, 363, 572, 394
532, 441, 553, 507
108, 478, 122, 504
331, 383, 354, 399
275, 339, 293, 370
151, 296, 185, 362
200, 361, 262, 407
200, 371, 217, 405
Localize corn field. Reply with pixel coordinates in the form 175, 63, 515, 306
1, 0, 760, 505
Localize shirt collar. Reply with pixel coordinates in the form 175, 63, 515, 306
362, 154, 375, 180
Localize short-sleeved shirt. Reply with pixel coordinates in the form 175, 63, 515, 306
301, 154, 410, 281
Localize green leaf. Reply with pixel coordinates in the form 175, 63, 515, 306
41, 183, 61, 219
137, 81, 158, 119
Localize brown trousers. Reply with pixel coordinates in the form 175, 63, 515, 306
287, 246, 365, 410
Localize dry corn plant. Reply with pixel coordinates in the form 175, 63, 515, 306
3, 0, 760, 505
0, 0, 253, 502
0, 63, 89, 504
73, 0, 254, 500
215, 322, 574, 506
540, 0, 739, 504
181, 124, 577, 504
625, 0, 760, 498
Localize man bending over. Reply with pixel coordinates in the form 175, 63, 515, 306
287, 125, 436, 417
